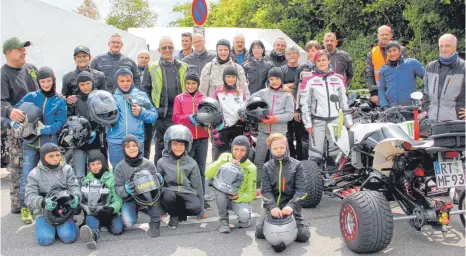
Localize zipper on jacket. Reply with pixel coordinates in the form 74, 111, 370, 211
270, 94, 276, 133
192, 96, 198, 138
324, 77, 331, 118
177, 159, 181, 192
396, 65, 399, 105
125, 101, 128, 136
39, 97, 48, 147
276, 160, 283, 205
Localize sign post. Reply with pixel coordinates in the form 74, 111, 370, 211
191, 0, 208, 40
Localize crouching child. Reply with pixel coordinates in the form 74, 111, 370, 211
206, 135, 256, 233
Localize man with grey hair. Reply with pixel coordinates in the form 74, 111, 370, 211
231, 34, 250, 65
143, 36, 188, 163
422, 33, 465, 122
323, 32, 353, 86
266, 38, 288, 67
182, 33, 215, 76
137, 50, 150, 84
365, 25, 408, 105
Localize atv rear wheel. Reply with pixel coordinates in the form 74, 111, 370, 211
301, 160, 324, 208
340, 191, 394, 254
459, 190, 465, 227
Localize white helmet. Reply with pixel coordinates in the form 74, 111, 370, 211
263, 213, 298, 252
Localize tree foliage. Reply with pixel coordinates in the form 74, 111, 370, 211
106, 0, 158, 31
172, 0, 465, 89
74, 0, 100, 20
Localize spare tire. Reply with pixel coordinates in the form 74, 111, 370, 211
300, 160, 324, 208
431, 120, 465, 135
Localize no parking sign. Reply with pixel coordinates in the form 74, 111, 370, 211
191, 0, 209, 26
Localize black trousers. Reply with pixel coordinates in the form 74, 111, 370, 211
161, 190, 202, 218
215, 123, 244, 160
143, 123, 154, 159
286, 119, 306, 160
154, 116, 174, 165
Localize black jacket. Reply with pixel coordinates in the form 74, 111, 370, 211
265, 50, 288, 67
62, 67, 106, 97
261, 155, 307, 210
243, 58, 274, 95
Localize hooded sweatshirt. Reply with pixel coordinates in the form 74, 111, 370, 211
206, 136, 257, 203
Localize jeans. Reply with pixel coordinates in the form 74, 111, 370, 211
154, 116, 174, 165
121, 201, 162, 228
20, 143, 39, 207
35, 216, 77, 246
86, 214, 124, 240
71, 149, 87, 181
188, 138, 209, 195
215, 189, 251, 225
109, 142, 144, 168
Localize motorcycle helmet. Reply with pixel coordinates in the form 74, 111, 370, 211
244, 96, 270, 120
195, 97, 223, 127
213, 162, 245, 196
163, 125, 193, 152
131, 169, 162, 206
263, 213, 298, 252
87, 90, 119, 127
16, 102, 42, 142
80, 179, 110, 216
58, 116, 92, 148
44, 187, 74, 226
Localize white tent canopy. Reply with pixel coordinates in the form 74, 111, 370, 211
1, 0, 148, 92
128, 27, 308, 63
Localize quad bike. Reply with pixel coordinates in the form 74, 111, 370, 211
337, 93, 466, 253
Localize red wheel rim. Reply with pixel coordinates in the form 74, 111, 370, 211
341, 204, 358, 241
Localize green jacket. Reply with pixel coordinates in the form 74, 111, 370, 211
82, 170, 123, 215
206, 153, 257, 203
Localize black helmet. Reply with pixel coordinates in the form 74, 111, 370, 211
244, 96, 270, 119
213, 162, 244, 196
44, 188, 74, 226
263, 213, 298, 252
87, 90, 119, 127
16, 102, 42, 143
163, 125, 193, 152
195, 97, 223, 127
80, 179, 110, 216
58, 116, 92, 148
131, 169, 162, 206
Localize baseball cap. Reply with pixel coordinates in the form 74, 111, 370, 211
2, 37, 31, 54
73, 45, 91, 56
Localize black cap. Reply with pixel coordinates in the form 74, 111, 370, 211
231, 135, 250, 163
74, 45, 91, 56
185, 70, 200, 85
40, 143, 60, 167
268, 67, 284, 81
216, 39, 231, 49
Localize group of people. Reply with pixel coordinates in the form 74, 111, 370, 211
0, 23, 464, 251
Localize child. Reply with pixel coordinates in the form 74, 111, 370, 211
24, 143, 81, 246
14, 67, 67, 224
206, 135, 256, 233
67, 71, 108, 183
114, 135, 164, 237
158, 125, 206, 229
172, 70, 214, 208
255, 133, 310, 245
79, 150, 123, 250
299, 50, 352, 164
251, 67, 294, 196
107, 68, 158, 168
212, 66, 247, 160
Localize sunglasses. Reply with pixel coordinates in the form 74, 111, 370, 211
161, 46, 174, 51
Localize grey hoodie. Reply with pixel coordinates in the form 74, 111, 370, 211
114, 158, 158, 200
25, 160, 81, 217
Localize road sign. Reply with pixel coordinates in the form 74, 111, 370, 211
193, 26, 205, 39
191, 0, 209, 26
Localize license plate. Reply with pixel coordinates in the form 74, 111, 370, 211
434, 160, 465, 188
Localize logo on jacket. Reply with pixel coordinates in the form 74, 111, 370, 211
330, 78, 338, 82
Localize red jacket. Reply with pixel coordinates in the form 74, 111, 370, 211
172, 91, 210, 140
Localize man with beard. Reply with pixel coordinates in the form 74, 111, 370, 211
175, 32, 194, 60
323, 32, 353, 87
266, 38, 288, 67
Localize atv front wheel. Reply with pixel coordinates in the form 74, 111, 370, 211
340, 191, 394, 253
301, 160, 324, 208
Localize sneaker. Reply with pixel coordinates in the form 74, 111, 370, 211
204, 201, 211, 210
218, 220, 231, 233
168, 216, 179, 229
80, 225, 96, 250
255, 191, 262, 199
204, 194, 215, 202
21, 208, 33, 224
11, 206, 21, 214
237, 220, 250, 228
148, 222, 160, 237
198, 213, 209, 220
160, 214, 170, 223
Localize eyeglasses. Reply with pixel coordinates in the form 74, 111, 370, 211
161, 46, 174, 51
110, 41, 122, 45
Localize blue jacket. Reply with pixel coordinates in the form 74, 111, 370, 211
14, 91, 67, 147
107, 87, 158, 144
378, 58, 425, 107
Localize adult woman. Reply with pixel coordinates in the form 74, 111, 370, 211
243, 40, 274, 95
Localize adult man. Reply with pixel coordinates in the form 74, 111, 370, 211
137, 50, 150, 84
1, 37, 38, 218
175, 32, 193, 60
366, 25, 408, 104
62, 45, 106, 101
280, 46, 303, 160
182, 33, 215, 76
143, 37, 188, 164
90, 33, 140, 93
199, 39, 249, 97
231, 34, 250, 65
323, 32, 353, 86
378, 41, 424, 108
423, 34, 465, 122
265, 38, 288, 67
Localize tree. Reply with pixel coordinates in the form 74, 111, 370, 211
106, 0, 158, 31
74, 0, 100, 20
